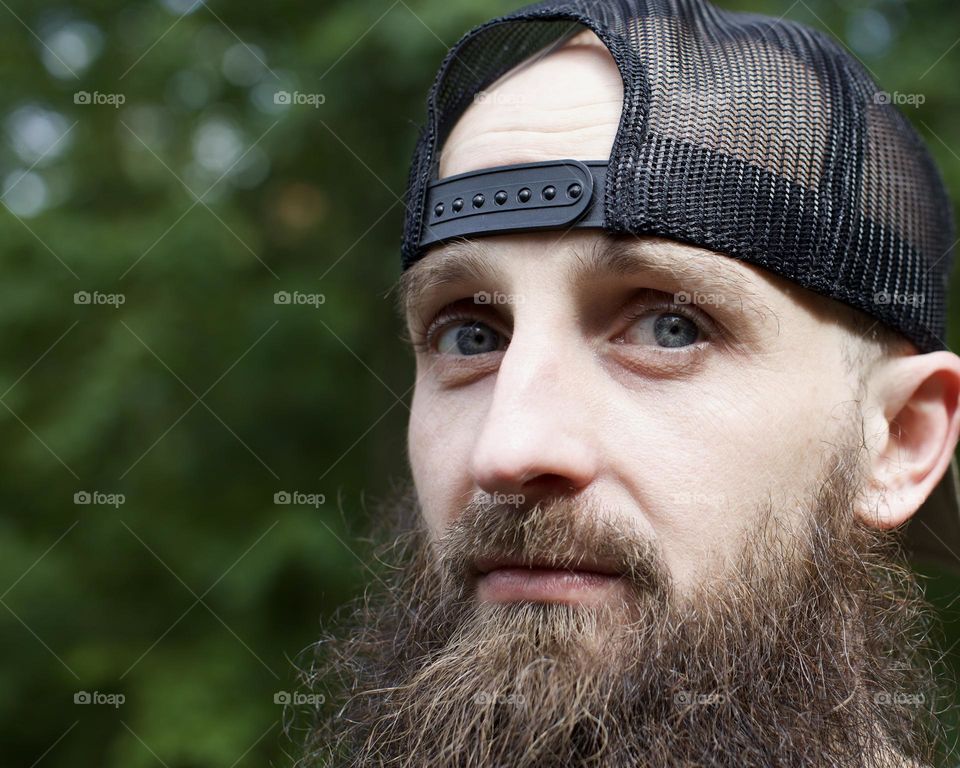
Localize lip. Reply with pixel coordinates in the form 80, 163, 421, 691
472, 559, 625, 605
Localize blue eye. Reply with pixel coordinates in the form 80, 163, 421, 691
624, 311, 701, 348
436, 320, 505, 355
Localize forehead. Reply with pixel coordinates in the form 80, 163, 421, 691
439, 28, 624, 179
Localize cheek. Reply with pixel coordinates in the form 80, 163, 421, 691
604, 370, 841, 586
408, 382, 485, 536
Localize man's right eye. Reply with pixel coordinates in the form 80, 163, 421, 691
435, 319, 506, 356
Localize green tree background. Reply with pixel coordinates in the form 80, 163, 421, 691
0, 0, 958, 765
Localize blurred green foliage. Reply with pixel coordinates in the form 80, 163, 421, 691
0, 0, 959, 765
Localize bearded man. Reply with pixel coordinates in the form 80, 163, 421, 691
300, 1, 960, 765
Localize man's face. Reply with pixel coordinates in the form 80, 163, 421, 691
303, 29, 946, 768
405, 29, 865, 597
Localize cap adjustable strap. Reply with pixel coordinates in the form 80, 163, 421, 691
419, 159, 607, 250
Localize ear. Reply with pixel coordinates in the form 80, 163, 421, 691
858, 350, 960, 530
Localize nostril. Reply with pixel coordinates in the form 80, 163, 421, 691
519, 473, 579, 497
473, 469, 580, 506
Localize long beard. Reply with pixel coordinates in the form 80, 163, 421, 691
295, 446, 950, 767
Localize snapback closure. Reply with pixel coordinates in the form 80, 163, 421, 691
419, 159, 607, 249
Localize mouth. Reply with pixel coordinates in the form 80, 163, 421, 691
472, 557, 625, 605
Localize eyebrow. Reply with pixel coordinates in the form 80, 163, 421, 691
567, 237, 766, 307
397, 235, 769, 317
398, 238, 496, 317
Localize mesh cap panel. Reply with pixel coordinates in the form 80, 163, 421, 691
400, 0, 955, 354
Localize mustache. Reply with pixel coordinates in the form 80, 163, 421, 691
434, 493, 673, 602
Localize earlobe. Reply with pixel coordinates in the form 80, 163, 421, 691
857, 350, 960, 531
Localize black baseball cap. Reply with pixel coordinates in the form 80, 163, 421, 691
399, 0, 960, 571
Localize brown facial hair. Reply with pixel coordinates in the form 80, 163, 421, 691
295, 444, 952, 767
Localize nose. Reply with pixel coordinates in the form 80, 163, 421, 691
469, 331, 600, 502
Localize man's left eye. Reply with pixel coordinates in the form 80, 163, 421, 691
623, 311, 702, 348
